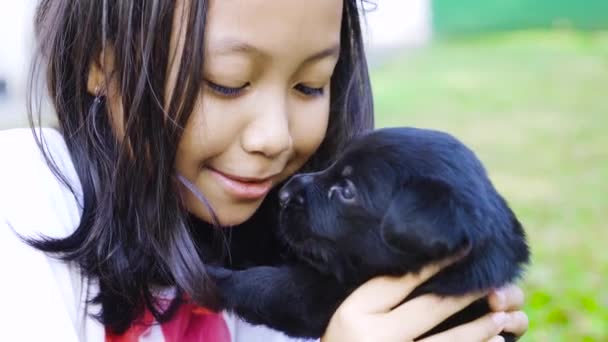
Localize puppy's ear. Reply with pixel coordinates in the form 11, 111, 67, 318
380, 178, 470, 259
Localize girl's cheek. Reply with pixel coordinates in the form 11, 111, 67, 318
291, 97, 331, 153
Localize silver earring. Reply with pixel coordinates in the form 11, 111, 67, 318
89, 86, 105, 118
93, 86, 104, 104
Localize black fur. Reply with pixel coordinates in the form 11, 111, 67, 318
207, 127, 530, 340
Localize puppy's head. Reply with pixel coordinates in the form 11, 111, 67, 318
277, 127, 528, 285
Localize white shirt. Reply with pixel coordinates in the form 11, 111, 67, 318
0, 127, 315, 342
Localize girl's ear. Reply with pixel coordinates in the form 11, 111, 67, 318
85, 45, 127, 139
379, 178, 471, 259
86, 46, 116, 96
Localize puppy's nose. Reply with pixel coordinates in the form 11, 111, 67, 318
279, 189, 291, 207
278, 188, 305, 207
279, 174, 314, 207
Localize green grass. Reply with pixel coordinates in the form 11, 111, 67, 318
370, 30, 608, 341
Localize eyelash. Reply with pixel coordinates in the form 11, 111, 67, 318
205, 80, 325, 98
205, 81, 248, 97
294, 84, 325, 97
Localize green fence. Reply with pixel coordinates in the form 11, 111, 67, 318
432, 0, 608, 36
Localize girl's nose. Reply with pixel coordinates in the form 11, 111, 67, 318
241, 95, 293, 158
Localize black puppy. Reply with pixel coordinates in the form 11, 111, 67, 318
208, 127, 530, 340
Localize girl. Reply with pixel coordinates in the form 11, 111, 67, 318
0, 0, 528, 341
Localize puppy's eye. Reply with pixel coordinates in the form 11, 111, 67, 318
328, 179, 357, 204
340, 186, 354, 200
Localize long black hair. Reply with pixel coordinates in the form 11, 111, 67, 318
27, 0, 374, 334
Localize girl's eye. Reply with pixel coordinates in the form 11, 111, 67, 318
294, 84, 325, 97
205, 80, 249, 97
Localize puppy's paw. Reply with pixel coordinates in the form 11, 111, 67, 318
205, 265, 234, 280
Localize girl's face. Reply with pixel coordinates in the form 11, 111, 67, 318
172, 0, 343, 225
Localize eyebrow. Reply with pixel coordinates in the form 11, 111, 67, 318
210, 39, 341, 64
303, 45, 341, 64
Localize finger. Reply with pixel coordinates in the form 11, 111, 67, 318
486, 336, 505, 342
488, 285, 525, 311
342, 254, 464, 313
418, 312, 510, 342
383, 291, 487, 339
503, 311, 529, 337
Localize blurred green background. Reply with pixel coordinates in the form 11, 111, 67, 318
370, 1, 607, 341
433, 0, 608, 35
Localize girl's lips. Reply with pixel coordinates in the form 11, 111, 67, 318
208, 167, 273, 200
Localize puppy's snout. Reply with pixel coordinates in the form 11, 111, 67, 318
279, 174, 314, 207
278, 189, 293, 207
279, 192, 304, 207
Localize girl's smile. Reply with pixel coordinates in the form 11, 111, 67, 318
206, 166, 276, 200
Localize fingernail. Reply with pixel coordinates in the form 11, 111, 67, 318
493, 289, 506, 308
492, 312, 509, 326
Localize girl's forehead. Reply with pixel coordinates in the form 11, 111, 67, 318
202, 0, 343, 61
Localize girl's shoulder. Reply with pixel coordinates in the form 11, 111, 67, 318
0, 127, 83, 237
0, 127, 103, 341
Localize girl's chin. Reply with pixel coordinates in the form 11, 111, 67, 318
190, 199, 266, 227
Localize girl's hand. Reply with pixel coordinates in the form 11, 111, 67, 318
487, 284, 529, 338
322, 257, 527, 342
